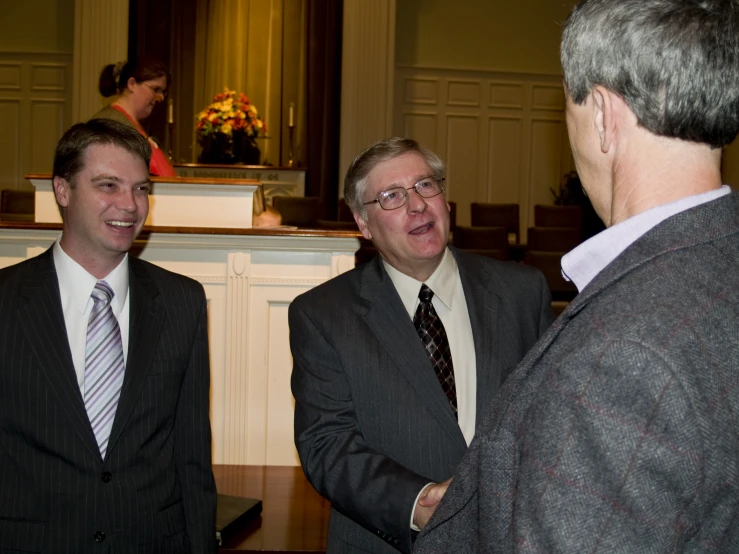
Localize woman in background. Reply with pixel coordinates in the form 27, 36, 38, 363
93, 56, 176, 176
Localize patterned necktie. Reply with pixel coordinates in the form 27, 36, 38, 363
84, 281, 125, 458
413, 284, 457, 416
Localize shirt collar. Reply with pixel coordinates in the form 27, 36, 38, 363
53, 236, 130, 316
383, 247, 457, 317
561, 185, 731, 292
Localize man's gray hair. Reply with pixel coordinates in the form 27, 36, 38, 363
561, 0, 739, 148
344, 137, 446, 219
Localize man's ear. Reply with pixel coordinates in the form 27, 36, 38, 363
592, 86, 615, 153
353, 211, 373, 241
53, 176, 70, 208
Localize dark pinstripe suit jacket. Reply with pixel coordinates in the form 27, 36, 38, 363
0, 248, 216, 554
290, 247, 553, 554
416, 192, 739, 553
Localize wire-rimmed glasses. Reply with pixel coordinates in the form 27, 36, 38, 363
142, 82, 168, 99
363, 176, 445, 211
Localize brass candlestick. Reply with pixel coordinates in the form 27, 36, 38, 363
287, 102, 295, 167
287, 125, 295, 167
167, 98, 174, 160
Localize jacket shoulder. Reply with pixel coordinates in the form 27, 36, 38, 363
291, 263, 364, 312
0, 252, 49, 287
129, 257, 205, 298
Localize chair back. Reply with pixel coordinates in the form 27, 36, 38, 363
452, 226, 509, 259
337, 198, 355, 222
448, 201, 457, 232
523, 250, 578, 302
273, 196, 322, 228
527, 226, 582, 252
0, 190, 34, 221
534, 204, 582, 228
317, 219, 359, 231
470, 203, 519, 243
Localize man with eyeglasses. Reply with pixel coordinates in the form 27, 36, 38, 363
290, 137, 554, 554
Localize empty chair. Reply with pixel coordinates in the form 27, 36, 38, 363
273, 196, 322, 228
470, 203, 519, 243
527, 226, 583, 252
316, 219, 359, 231
452, 225, 509, 260
0, 190, 34, 221
355, 239, 377, 266
534, 204, 582, 228
456, 248, 507, 261
337, 198, 355, 222
523, 250, 578, 302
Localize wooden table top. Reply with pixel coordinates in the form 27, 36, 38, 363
214, 465, 331, 553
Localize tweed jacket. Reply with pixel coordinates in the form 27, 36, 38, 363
415, 192, 739, 553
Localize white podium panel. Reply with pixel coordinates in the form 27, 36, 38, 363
27, 175, 260, 229
174, 165, 306, 203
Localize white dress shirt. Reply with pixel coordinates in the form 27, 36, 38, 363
383, 247, 478, 445
53, 237, 131, 393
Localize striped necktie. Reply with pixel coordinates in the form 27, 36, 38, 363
84, 281, 125, 458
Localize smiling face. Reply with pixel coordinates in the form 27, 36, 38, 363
355, 152, 450, 281
54, 143, 151, 278
126, 75, 167, 121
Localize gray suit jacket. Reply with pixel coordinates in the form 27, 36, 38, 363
290, 247, 553, 554
416, 192, 739, 553
0, 248, 217, 553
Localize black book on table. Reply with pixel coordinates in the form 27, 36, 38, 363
215, 494, 263, 546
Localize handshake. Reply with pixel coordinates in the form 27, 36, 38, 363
413, 478, 452, 530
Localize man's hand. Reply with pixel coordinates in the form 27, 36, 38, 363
413, 478, 452, 530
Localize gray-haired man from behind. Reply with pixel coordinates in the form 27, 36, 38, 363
416, 0, 739, 552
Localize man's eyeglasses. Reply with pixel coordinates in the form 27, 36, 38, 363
142, 83, 168, 99
363, 177, 445, 211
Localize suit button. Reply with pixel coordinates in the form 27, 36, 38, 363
101, 471, 112, 483
94, 531, 105, 542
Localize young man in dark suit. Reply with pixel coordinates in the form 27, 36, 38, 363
0, 119, 216, 552
416, 0, 739, 552
290, 138, 553, 553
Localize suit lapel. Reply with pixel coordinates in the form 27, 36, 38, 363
360, 257, 467, 448
106, 258, 165, 455
16, 248, 101, 457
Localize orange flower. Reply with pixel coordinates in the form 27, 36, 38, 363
196, 87, 266, 140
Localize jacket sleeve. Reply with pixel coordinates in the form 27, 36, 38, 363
290, 300, 432, 554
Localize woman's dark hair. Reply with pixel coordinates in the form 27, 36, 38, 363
99, 55, 170, 97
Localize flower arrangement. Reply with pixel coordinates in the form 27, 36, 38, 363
196, 88, 267, 139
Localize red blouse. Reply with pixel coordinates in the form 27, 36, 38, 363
110, 105, 176, 177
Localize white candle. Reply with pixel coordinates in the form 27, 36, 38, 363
289, 103, 294, 127
167, 99, 174, 124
